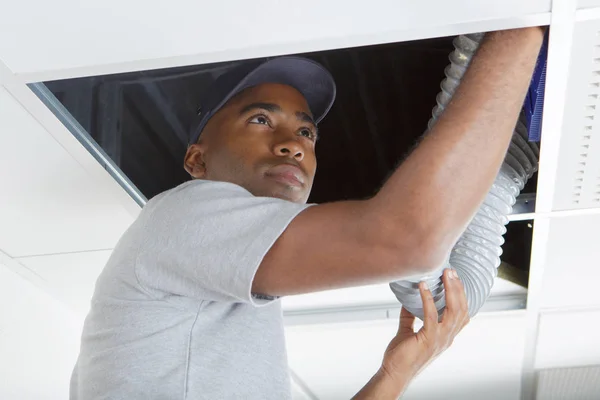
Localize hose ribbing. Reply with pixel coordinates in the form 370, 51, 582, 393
389, 33, 539, 319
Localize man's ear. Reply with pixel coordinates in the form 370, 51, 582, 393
183, 143, 207, 179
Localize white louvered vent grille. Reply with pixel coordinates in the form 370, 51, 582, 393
536, 365, 600, 400
553, 21, 600, 210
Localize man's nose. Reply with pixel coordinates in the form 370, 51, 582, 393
273, 138, 304, 162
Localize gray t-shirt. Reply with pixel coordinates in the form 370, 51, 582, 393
70, 180, 310, 400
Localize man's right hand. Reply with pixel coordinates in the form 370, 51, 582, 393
352, 268, 470, 399
381, 268, 470, 383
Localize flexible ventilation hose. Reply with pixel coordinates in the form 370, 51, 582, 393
389, 33, 540, 319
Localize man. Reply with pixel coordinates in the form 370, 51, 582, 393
71, 27, 545, 399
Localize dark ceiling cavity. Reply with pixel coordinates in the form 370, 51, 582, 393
42, 36, 537, 275
46, 37, 536, 202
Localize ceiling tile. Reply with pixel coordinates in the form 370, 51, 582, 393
0, 264, 81, 399
553, 19, 600, 211
0, 87, 134, 257
539, 214, 600, 309
17, 250, 112, 315
536, 309, 600, 369
0, 0, 550, 80
285, 312, 527, 400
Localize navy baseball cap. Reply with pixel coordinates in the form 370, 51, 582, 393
189, 56, 336, 144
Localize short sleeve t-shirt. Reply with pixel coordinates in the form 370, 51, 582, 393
69, 180, 311, 400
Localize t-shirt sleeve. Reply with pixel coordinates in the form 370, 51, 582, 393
135, 180, 311, 306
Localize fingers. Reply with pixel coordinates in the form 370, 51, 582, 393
419, 281, 439, 331
442, 268, 470, 331
400, 276, 469, 366
398, 307, 416, 336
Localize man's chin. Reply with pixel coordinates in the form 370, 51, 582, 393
237, 179, 309, 203
262, 184, 308, 204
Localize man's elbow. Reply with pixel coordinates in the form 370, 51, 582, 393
415, 230, 453, 274
375, 216, 452, 278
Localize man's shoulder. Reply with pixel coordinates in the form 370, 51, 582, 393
146, 180, 252, 209
140, 179, 307, 233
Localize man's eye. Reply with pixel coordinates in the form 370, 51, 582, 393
249, 115, 270, 125
300, 129, 315, 140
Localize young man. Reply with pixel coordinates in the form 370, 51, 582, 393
71, 27, 545, 399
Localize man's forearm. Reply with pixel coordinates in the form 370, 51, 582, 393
371, 28, 545, 269
351, 369, 409, 400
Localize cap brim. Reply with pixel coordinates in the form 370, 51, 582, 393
218, 57, 336, 125
189, 57, 336, 144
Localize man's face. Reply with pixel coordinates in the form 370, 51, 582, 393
184, 83, 318, 203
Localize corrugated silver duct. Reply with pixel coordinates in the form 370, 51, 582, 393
389, 33, 540, 319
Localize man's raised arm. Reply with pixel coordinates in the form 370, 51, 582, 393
253, 27, 545, 297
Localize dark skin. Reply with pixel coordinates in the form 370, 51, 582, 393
184, 83, 318, 204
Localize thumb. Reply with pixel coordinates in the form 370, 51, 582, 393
398, 307, 416, 336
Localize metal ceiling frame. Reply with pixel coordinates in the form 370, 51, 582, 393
28, 83, 147, 207
283, 293, 528, 327
521, 2, 579, 399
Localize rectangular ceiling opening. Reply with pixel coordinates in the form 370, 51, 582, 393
34, 31, 540, 297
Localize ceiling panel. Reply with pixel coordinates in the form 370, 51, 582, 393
285, 312, 526, 400
538, 214, 600, 309
17, 250, 112, 315
0, 86, 134, 257
0, 0, 550, 81
0, 264, 81, 400
552, 19, 600, 210
535, 309, 600, 369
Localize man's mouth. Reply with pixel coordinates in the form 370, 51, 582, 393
265, 164, 306, 187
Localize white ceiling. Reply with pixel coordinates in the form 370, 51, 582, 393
0, 263, 81, 400
17, 250, 112, 315
286, 312, 527, 400
536, 307, 600, 369
0, 87, 134, 257
539, 214, 600, 309
1, 1, 600, 399
0, 0, 551, 82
